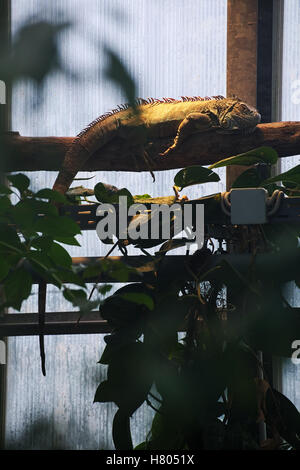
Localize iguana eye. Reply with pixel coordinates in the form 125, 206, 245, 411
239, 104, 249, 112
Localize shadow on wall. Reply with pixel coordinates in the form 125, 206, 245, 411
4, 417, 112, 450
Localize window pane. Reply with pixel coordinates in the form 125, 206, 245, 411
276, 0, 300, 412
6, 0, 227, 449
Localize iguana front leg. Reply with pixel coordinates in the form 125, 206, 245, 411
160, 112, 214, 157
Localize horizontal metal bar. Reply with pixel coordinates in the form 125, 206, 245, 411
0, 312, 112, 336
62, 197, 300, 231
28, 251, 300, 284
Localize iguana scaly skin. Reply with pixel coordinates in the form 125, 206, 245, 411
53, 96, 261, 194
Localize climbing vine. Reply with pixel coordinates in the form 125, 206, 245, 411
91, 147, 300, 450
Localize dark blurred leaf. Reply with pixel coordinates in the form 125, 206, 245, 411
112, 409, 133, 450
99, 333, 140, 365
149, 295, 196, 349
148, 407, 185, 450
4, 22, 67, 83
63, 288, 86, 305
0, 196, 11, 214
100, 283, 152, 327
266, 388, 300, 449
26, 198, 59, 217
11, 200, 35, 230
94, 380, 114, 403
35, 188, 67, 203
121, 292, 154, 310
104, 46, 137, 108
134, 441, 147, 450
0, 258, 10, 281
174, 166, 220, 190
0, 224, 23, 251
107, 342, 154, 410
0, 184, 12, 195
7, 173, 30, 193
3, 267, 32, 310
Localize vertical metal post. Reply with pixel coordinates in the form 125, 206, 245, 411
271, 1, 287, 394
226, 0, 277, 445
0, 0, 11, 450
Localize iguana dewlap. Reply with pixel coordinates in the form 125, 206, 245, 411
53, 96, 261, 194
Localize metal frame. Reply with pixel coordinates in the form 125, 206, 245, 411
0, 0, 11, 450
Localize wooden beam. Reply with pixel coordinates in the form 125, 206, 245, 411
226, 0, 258, 189
24, 252, 300, 285
1, 121, 300, 172
0, 312, 111, 337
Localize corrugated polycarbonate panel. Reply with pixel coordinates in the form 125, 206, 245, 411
6, 0, 227, 449
278, 0, 300, 411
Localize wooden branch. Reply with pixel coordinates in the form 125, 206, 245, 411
1, 121, 300, 172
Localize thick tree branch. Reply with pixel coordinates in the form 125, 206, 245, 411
1, 121, 300, 172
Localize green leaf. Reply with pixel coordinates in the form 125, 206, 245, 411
0, 196, 12, 213
0, 258, 10, 281
149, 295, 197, 350
7, 173, 30, 193
0, 224, 23, 251
11, 200, 35, 229
35, 188, 67, 203
63, 288, 86, 305
48, 242, 72, 268
34, 215, 81, 238
100, 283, 153, 326
98, 284, 113, 296
54, 236, 81, 246
134, 194, 152, 200
112, 409, 133, 450
134, 442, 147, 450
3, 267, 32, 310
157, 238, 191, 255
31, 236, 54, 251
26, 198, 59, 217
209, 146, 278, 169
263, 164, 300, 185
0, 184, 12, 195
121, 292, 154, 311
82, 263, 103, 279
231, 167, 264, 188
28, 251, 62, 287
149, 408, 185, 450
106, 342, 154, 412
174, 166, 220, 189
94, 182, 134, 205
55, 268, 85, 287
94, 380, 114, 403
99, 332, 141, 365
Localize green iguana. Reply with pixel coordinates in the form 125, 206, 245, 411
53, 96, 261, 194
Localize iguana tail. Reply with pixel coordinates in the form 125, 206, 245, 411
53, 115, 120, 194
52, 141, 90, 194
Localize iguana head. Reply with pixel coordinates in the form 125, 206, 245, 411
218, 98, 261, 133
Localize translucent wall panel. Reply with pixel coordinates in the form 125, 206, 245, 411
6, 0, 227, 449
276, 0, 300, 411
